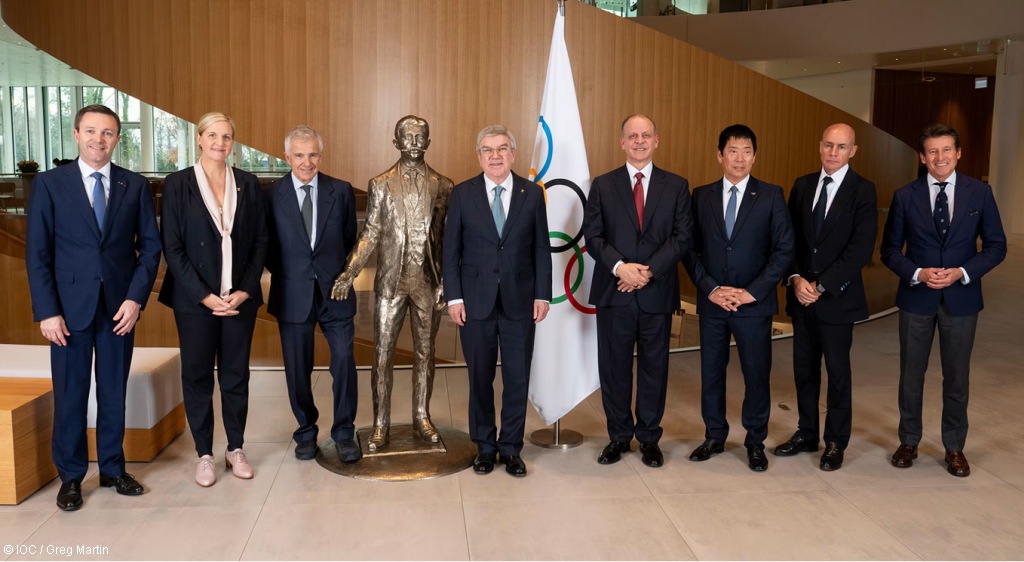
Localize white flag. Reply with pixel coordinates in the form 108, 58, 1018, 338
528, 8, 599, 425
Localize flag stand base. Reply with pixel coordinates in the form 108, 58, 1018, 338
530, 420, 583, 449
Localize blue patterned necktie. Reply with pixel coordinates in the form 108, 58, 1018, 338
725, 185, 738, 238
934, 181, 949, 239
491, 184, 505, 235
813, 176, 832, 237
91, 171, 106, 233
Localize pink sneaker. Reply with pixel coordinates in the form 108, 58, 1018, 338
195, 455, 216, 487
225, 448, 254, 479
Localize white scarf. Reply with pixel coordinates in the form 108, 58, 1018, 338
193, 163, 237, 297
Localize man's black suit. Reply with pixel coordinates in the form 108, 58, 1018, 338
442, 172, 551, 457
785, 168, 877, 449
264, 172, 358, 444
683, 176, 794, 447
583, 165, 692, 444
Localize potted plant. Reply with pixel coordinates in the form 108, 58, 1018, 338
17, 160, 40, 175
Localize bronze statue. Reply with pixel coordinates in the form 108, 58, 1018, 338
331, 115, 453, 451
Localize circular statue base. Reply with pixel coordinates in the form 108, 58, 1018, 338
315, 423, 476, 481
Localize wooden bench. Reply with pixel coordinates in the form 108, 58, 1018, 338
0, 377, 58, 505
0, 345, 185, 462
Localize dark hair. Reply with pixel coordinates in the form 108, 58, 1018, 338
918, 123, 959, 152
74, 104, 121, 135
718, 124, 757, 154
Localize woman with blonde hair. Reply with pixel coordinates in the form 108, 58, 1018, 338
159, 112, 267, 486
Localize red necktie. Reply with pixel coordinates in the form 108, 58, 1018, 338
633, 172, 645, 230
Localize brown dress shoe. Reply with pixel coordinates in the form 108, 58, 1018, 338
945, 451, 971, 477
891, 444, 918, 468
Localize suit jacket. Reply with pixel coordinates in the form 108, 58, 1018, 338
880, 173, 1006, 316
683, 176, 794, 318
264, 172, 357, 323
443, 172, 552, 321
583, 164, 692, 314
343, 161, 452, 296
158, 166, 268, 315
26, 159, 162, 331
785, 169, 878, 324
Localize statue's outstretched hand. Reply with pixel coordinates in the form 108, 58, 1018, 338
331, 274, 352, 301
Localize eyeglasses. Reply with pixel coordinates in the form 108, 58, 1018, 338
477, 145, 512, 157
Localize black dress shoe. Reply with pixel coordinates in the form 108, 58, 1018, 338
99, 473, 144, 496
597, 440, 631, 465
335, 439, 362, 463
819, 442, 844, 471
56, 480, 82, 511
473, 452, 496, 474
689, 439, 725, 462
773, 432, 819, 457
639, 442, 664, 468
891, 444, 918, 468
500, 454, 528, 477
295, 440, 318, 460
747, 446, 769, 472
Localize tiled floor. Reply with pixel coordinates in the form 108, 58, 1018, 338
2, 240, 1022, 560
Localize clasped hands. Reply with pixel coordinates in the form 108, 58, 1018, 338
918, 267, 964, 289
792, 276, 820, 307
709, 286, 755, 312
202, 291, 248, 316
616, 262, 652, 293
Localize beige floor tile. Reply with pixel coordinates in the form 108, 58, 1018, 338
464, 497, 695, 560
241, 501, 468, 560
0, 510, 53, 560
660, 489, 918, 560
11, 505, 261, 560
840, 483, 1024, 559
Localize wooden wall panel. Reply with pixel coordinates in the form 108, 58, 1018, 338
2, 0, 918, 321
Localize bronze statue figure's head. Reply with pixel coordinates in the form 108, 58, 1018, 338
393, 115, 431, 162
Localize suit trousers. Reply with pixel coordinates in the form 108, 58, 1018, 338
50, 290, 133, 482
792, 315, 854, 448
898, 307, 977, 451
595, 299, 672, 443
698, 314, 773, 447
371, 276, 442, 428
460, 293, 536, 457
279, 285, 358, 443
175, 299, 258, 457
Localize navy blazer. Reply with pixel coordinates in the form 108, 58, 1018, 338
442, 172, 552, 321
264, 172, 357, 323
158, 166, 268, 315
583, 164, 692, 314
26, 159, 162, 331
683, 176, 794, 318
880, 173, 1006, 316
786, 169, 878, 324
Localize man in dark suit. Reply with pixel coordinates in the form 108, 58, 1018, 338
265, 126, 360, 462
443, 125, 552, 477
583, 114, 692, 468
26, 104, 162, 510
881, 123, 1006, 477
774, 123, 877, 471
682, 124, 794, 472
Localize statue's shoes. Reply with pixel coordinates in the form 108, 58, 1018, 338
367, 426, 389, 452
413, 418, 441, 443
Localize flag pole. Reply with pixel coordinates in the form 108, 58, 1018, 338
529, 0, 584, 450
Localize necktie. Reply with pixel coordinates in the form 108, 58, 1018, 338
491, 184, 505, 235
91, 171, 106, 233
633, 172, 645, 230
934, 181, 950, 239
725, 185, 738, 238
813, 175, 832, 237
300, 184, 313, 242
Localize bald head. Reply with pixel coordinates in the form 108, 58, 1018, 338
820, 123, 857, 175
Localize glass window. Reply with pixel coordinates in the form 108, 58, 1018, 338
118, 92, 141, 123
11, 87, 29, 166
46, 87, 63, 168
0, 88, 8, 174
60, 87, 76, 160
153, 107, 193, 173
115, 125, 142, 171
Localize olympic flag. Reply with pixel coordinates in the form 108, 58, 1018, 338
528, 7, 599, 425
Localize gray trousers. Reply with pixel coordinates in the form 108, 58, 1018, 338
897, 308, 977, 451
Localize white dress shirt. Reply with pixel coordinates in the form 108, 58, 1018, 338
78, 159, 112, 208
